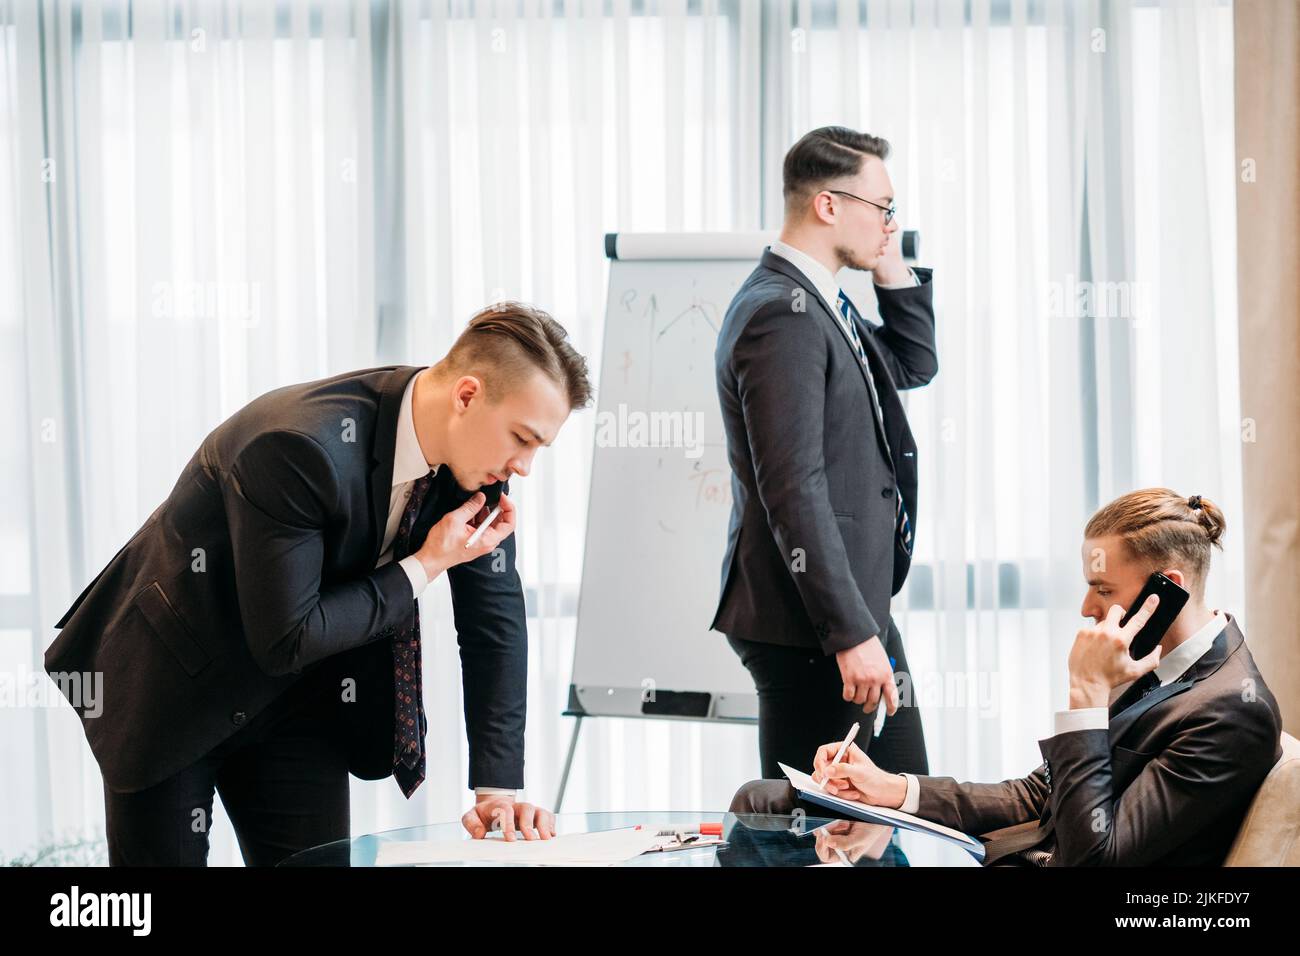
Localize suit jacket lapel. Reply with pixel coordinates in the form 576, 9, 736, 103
759, 249, 894, 461
845, 297, 907, 466
1106, 618, 1241, 744
1107, 679, 1196, 745
369, 365, 424, 564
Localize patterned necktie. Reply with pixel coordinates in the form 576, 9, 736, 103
1135, 670, 1162, 697
836, 290, 913, 557
1111, 669, 1162, 718
388, 470, 434, 798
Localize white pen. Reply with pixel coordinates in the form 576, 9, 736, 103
814, 721, 860, 791
465, 505, 502, 548
874, 656, 897, 737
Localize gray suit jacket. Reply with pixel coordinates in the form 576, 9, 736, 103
45, 365, 528, 793
711, 248, 937, 653
916, 615, 1282, 865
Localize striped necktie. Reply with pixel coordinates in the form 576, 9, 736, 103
836, 290, 913, 557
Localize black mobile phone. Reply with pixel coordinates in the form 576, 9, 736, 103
1119, 572, 1190, 660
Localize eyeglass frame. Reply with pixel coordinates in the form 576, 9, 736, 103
826, 189, 897, 225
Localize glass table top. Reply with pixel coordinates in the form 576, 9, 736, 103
279, 810, 982, 867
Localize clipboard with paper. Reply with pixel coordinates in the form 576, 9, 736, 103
779, 763, 986, 861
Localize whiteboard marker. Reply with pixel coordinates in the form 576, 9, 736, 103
465, 505, 502, 548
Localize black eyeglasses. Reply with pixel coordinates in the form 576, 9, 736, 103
828, 190, 896, 225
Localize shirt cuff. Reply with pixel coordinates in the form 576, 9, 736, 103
1053, 706, 1109, 736
874, 267, 920, 290
898, 773, 920, 814
398, 555, 429, 598
474, 787, 517, 798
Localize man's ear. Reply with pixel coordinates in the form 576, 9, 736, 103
453, 375, 483, 412
1161, 568, 1187, 589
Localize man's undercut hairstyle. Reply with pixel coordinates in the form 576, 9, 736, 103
437, 301, 593, 410
782, 126, 891, 214
1085, 487, 1226, 596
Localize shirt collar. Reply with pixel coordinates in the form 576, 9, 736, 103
1155, 608, 1225, 685
769, 239, 844, 318
393, 369, 439, 486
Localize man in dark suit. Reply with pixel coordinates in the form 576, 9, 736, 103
45, 302, 592, 866
731, 490, 1284, 866
712, 126, 937, 779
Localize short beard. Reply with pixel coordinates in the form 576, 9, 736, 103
448, 466, 476, 493
833, 244, 872, 272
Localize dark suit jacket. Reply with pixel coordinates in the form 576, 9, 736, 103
915, 615, 1282, 865
45, 365, 528, 794
711, 249, 937, 653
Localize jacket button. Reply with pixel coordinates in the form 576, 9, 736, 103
231, 711, 247, 726
881, 487, 893, 498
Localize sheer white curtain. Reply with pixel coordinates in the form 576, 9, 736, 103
369, 0, 764, 832
0, 0, 1238, 866
0, 0, 759, 865
772, 0, 1241, 784
3, 0, 380, 865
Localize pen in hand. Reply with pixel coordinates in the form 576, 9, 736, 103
465, 505, 502, 548
873, 655, 897, 737
813, 721, 860, 792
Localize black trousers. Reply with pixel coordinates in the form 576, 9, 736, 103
728, 616, 930, 780
102, 672, 350, 867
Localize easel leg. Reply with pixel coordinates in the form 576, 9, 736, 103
554, 715, 583, 813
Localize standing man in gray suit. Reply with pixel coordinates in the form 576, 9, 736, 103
712, 127, 937, 779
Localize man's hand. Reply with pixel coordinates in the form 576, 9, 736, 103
461, 794, 556, 841
834, 635, 898, 716
1067, 595, 1163, 709
415, 491, 517, 581
810, 741, 907, 808
871, 230, 912, 287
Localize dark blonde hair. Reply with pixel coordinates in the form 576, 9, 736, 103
1085, 488, 1226, 594
435, 301, 592, 410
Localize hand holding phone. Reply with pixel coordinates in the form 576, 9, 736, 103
1067, 573, 1188, 707
1120, 572, 1190, 660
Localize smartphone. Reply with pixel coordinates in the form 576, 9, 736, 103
1119, 572, 1190, 659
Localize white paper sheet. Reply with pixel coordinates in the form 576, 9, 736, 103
373, 826, 668, 867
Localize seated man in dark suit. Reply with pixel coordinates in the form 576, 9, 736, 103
731, 488, 1283, 866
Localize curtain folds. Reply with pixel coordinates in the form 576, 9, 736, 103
0, 0, 1239, 864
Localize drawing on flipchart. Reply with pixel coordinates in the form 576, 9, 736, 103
607, 276, 736, 533
687, 466, 730, 509
613, 282, 726, 409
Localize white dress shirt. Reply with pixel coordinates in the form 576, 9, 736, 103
381, 370, 437, 599
377, 370, 515, 799
768, 239, 920, 318
896, 609, 1227, 814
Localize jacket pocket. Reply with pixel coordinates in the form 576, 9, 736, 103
133, 581, 212, 677
1110, 744, 1157, 787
